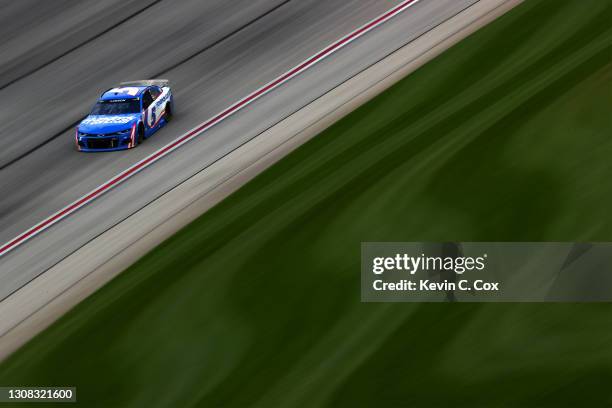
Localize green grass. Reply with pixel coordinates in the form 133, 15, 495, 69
2, 0, 612, 406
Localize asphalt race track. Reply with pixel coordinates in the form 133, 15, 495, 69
0, 0, 478, 299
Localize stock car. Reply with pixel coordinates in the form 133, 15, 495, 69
75, 79, 174, 151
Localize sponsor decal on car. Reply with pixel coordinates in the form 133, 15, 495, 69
107, 87, 141, 96
81, 116, 135, 125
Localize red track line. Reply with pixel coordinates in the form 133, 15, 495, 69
0, 0, 421, 258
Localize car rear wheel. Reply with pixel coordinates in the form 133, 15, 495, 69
165, 103, 173, 122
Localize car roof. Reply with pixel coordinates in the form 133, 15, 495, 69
99, 85, 150, 101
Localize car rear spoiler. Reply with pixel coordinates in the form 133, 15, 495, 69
119, 79, 170, 88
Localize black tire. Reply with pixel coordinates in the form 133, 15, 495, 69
137, 125, 144, 145
165, 103, 173, 122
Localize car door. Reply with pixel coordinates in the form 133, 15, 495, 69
142, 89, 156, 132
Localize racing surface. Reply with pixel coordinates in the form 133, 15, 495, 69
0, 0, 478, 299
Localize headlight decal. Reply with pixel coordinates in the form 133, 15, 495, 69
129, 123, 136, 148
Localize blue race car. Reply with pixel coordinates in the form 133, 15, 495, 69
76, 79, 174, 151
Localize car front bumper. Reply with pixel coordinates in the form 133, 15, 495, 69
77, 135, 134, 152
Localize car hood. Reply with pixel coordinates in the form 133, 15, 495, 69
78, 114, 139, 134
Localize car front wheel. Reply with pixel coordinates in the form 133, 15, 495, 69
137, 124, 144, 145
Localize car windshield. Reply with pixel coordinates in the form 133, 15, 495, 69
91, 99, 140, 115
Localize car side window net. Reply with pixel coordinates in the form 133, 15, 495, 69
150, 87, 161, 100
142, 91, 153, 109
